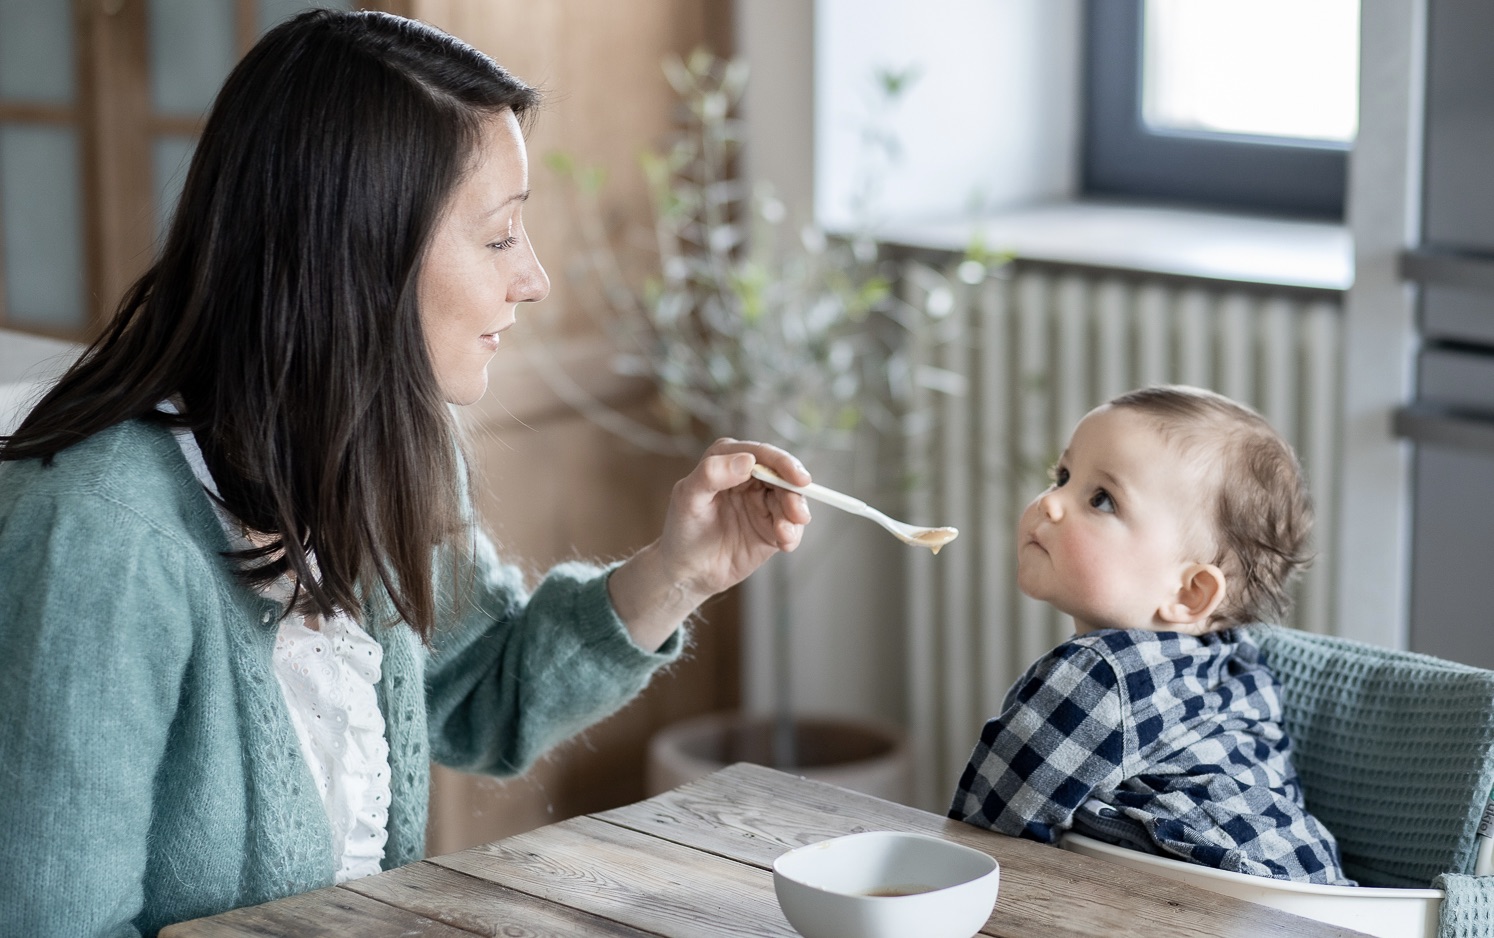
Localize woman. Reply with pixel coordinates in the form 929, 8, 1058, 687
0, 10, 810, 936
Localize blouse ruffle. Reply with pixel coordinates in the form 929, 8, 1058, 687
273, 610, 391, 882
165, 408, 392, 882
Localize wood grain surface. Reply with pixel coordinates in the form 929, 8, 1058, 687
157, 883, 471, 937
163, 762, 1374, 938
594, 763, 1373, 938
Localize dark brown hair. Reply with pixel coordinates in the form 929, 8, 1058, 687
1108, 384, 1313, 629
0, 10, 540, 639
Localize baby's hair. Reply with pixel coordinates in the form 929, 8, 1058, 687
1107, 385, 1313, 629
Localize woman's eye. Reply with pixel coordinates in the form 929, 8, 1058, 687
1090, 489, 1116, 513
489, 236, 519, 251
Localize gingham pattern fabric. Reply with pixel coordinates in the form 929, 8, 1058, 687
949, 628, 1353, 885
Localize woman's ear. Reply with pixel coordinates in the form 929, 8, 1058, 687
1158, 563, 1227, 635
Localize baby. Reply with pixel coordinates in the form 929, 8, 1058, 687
948, 385, 1352, 885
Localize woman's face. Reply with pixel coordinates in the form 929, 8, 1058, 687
418, 109, 550, 405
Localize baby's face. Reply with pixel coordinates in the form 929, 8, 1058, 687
1016, 405, 1214, 635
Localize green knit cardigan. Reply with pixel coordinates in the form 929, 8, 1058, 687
0, 419, 682, 937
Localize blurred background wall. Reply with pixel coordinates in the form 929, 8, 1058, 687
4, 0, 1463, 830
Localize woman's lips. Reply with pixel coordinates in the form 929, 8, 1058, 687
479, 321, 511, 352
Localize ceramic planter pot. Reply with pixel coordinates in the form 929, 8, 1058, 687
646, 710, 912, 803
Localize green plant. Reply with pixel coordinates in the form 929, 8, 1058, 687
542, 49, 927, 470
541, 50, 967, 768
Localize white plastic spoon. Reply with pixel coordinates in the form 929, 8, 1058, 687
750, 464, 959, 554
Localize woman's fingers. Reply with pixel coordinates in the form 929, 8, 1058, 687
752, 472, 808, 549
773, 508, 805, 552
705, 438, 811, 486
672, 451, 751, 518
687, 439, 812, 527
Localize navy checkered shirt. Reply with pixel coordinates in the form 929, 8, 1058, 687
948, 628, 1353, 885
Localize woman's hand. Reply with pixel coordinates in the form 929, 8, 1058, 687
607, 438, 812, 651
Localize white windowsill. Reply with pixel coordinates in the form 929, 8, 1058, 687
869, 200, 1353, 293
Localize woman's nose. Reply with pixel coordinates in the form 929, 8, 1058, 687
511, 242, 551, 304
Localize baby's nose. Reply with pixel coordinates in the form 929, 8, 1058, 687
1039, 490, 1064, 521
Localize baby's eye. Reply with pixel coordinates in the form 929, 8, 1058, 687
1090, 489, 1116, 513
1049, 465, 1070, 487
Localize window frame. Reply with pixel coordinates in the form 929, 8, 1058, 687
1082, 0, 1350, 220
0, 0, 407, 341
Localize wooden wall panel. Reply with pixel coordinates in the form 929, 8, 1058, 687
412, 0, 733, 343
80, 0, 153, 332
408, 1, 740, 855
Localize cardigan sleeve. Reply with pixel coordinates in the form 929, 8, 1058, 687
948, 641, 1129, 843
421, 523, 683, 776
0, 490, 196, 938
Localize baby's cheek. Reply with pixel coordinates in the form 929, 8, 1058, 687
1055, 538, 1126, 605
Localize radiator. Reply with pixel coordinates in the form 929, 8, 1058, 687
899, 259, 1345, 811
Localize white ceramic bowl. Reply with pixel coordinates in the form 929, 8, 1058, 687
772, 831, 1000, 938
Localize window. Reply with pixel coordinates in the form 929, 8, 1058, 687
1083, 0, 1359, 219
0, 0, 395, 341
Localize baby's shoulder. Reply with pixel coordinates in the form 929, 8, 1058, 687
1060, 628, 1173, 667
1070, 628, 1246, 666
1052, 630, 1234, 699
1022, 633, 1130, 691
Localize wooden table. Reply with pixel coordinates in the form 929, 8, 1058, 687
162, 762, 1370, 937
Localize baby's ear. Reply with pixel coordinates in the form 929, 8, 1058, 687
1158, 563, 1227, 635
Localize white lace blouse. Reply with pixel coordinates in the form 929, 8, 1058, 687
166, 415, 391, 882
271, 606, 391, 882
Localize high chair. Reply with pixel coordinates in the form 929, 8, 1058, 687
1058, 625, 1494, 938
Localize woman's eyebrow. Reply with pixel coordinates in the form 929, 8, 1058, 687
482, 190, 530, 217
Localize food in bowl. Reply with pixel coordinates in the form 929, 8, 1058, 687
772, 830, 1000, 938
